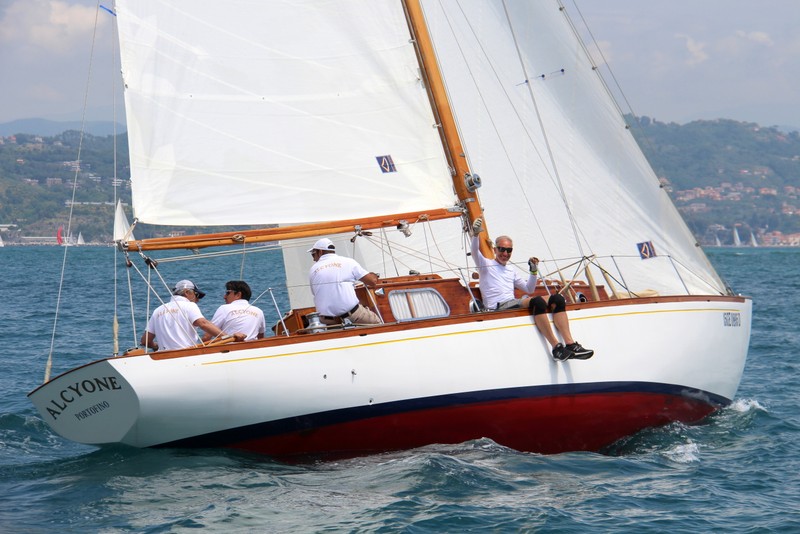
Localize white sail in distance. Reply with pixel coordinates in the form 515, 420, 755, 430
113, 200, 135, 242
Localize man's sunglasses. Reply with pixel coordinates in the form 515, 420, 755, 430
496, 246, 513, 253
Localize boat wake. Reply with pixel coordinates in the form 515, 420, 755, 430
602, 397, 765, 460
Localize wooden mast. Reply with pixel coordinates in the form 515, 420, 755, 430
402, 0, 494, 259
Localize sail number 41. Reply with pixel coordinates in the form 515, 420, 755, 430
723, 312, 741, 327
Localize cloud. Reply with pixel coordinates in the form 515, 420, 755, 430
0, 0, 118, 121
0, 0, 101, 57
675, 34, 709, 66
736, 30, 773, 46
716, 30, 776, 59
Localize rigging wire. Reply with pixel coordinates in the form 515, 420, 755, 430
432, 1, 683, 296
124, 259, 138, 350
110, 3, 121, 356
433, 1, 558, 223
500, 0, 586, 261
44, 3, 104, 383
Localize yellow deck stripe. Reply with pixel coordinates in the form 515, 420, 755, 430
202, 305, 743, 366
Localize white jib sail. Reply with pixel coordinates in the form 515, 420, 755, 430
418, 1, 726, 296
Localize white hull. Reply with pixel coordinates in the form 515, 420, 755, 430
30, 297, 751, 458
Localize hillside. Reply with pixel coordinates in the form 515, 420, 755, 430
629, 117, 800, 245
0, 118, 799, 245
0, 131, 129, 243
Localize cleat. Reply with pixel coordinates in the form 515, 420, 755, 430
552, 343, 574, 361
566, 342, 594, 360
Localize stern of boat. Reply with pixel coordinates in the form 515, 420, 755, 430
27, 359, 139, 445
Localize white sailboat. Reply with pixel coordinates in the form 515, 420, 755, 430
733, 227, 742, 247
0, 234, 4, 247
76, 232, 86, 246
29, 0, 751, 460
749, 232, 759, 247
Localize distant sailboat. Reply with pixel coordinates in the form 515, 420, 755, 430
113, 200, 135, 242
56, 226, 64, 246
733, 227, 742, 247
76, 232, 86, 246
0, 234, 4, 247
749, 232, 758, 247
714, 235, 722, 247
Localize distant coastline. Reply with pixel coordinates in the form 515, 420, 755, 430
0, 118, 125, 137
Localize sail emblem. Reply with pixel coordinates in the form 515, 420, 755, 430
376, 155, 397, 173
637, 241, 657, 259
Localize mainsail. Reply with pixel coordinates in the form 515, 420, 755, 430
116, 1, 458, 227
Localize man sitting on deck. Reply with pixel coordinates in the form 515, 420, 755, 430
470, 220, 593, 362
141, 280, 244, 351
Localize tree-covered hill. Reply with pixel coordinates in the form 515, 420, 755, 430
632, 116, 800, 191
0, 131, 130, 242
628, 117, 800, 244
1, 118, 799, 245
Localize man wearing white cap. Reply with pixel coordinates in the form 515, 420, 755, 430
140, 280, 243, 351
307, 238, 381, 325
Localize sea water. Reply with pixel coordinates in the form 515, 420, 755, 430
0, 246, 798, 532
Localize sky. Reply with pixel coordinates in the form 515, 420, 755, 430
1, 0, 799, 129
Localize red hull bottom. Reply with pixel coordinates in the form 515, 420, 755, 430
224, 392, 718, 461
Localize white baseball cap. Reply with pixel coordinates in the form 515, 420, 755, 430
173, 279, 205, 299
307, 238, 336, 253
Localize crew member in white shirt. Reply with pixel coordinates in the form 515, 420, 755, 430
470, 219, 593, 362
308, 238, 381, 325
206, 280, 265, 341
140, 279, 243, 351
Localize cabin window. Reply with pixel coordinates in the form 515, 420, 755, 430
388, 289, 450, 322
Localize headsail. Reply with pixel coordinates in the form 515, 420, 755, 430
417, 1, 727, 295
